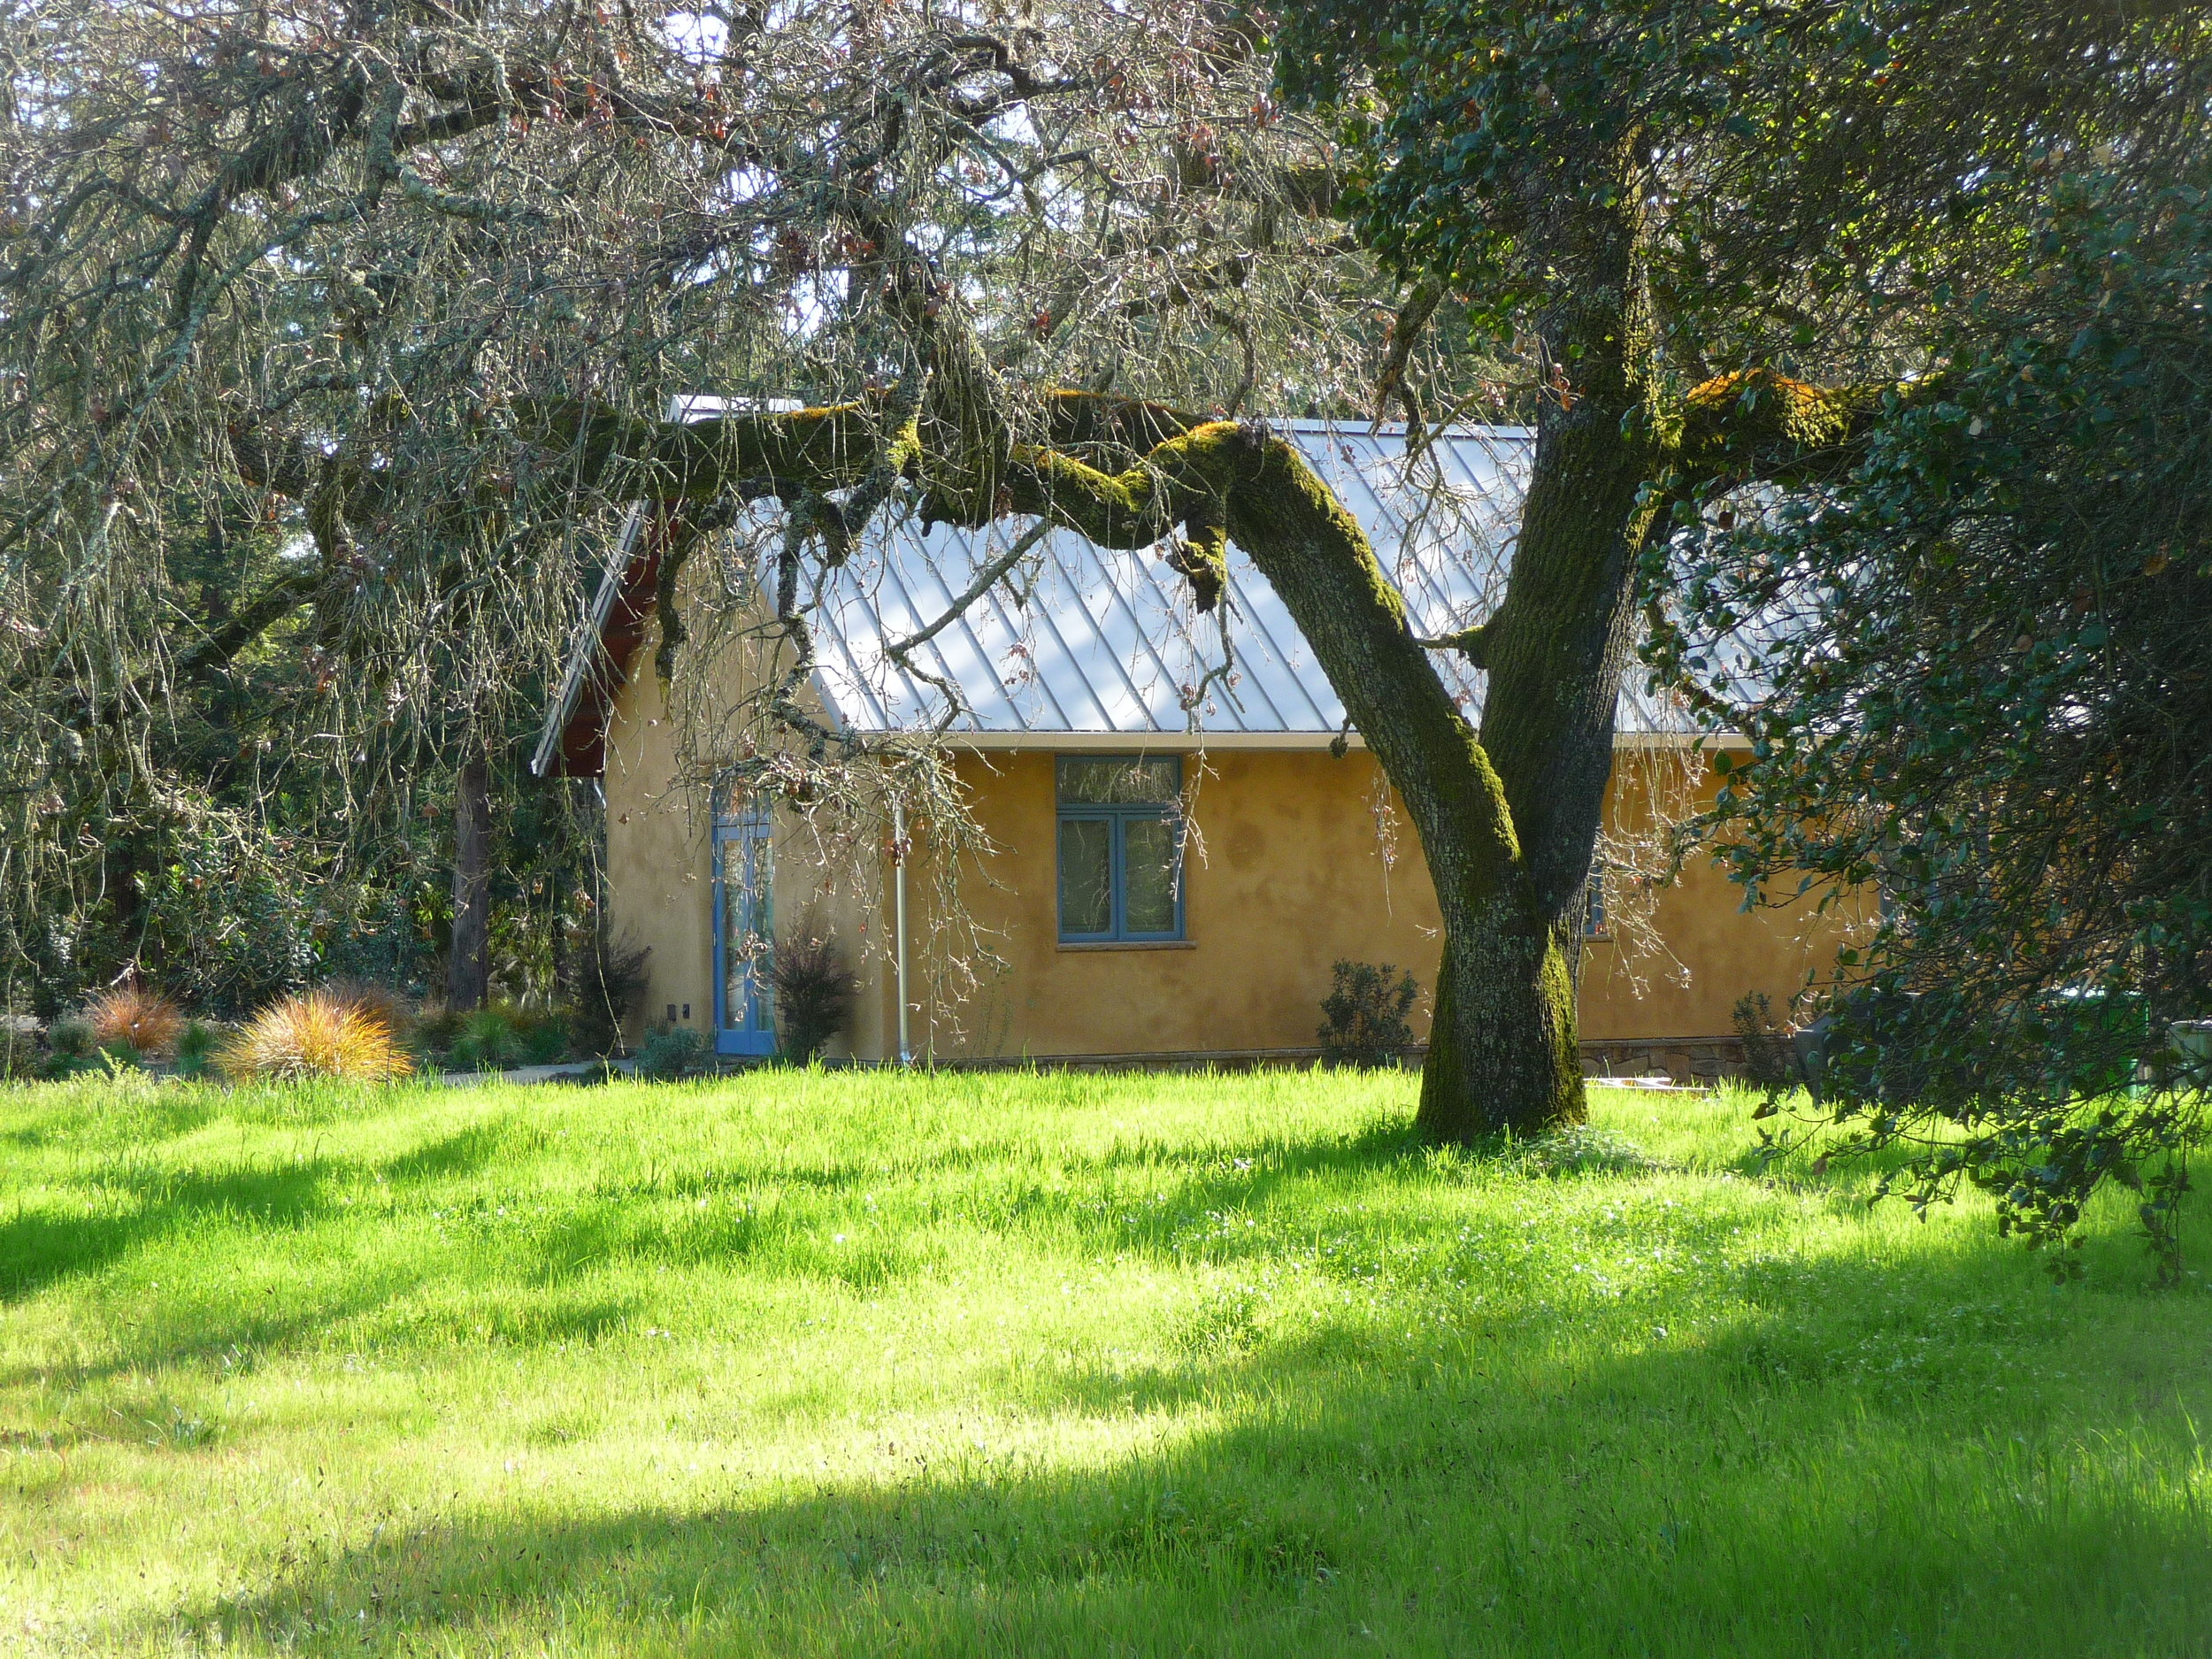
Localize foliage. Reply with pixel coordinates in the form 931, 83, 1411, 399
560, 931, 652, 1059
174, 1019, 219, 1081
449, 1008, 527, 1074
1660, 173, 2212, 1279
1266, 0, 2203, 1139
1318, 960, 1421, 1067
84, 985, 185, 1059
3, 1072, 2209, 1654
768, 929, 858, 1062
0, 0, 1379, 1016
1277, 0, 2202, 366
0, 1027, 34, 1081
39, 1018, 99, 1080
1731, 993, 1808, 1095
218, 993, 415, 1084
407, 1002, 575, 1073
634, 1025, 710, 1081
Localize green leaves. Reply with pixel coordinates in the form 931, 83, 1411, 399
1656, 170, 2212, 1283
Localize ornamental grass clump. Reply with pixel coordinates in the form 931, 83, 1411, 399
219, 991, 414, 1082
85, 983, 183, 1058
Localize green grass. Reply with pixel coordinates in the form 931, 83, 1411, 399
1, 1068, 2208, 1657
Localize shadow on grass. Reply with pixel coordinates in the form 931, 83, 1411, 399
122, 1232, 2212, 1659
0, 1156, 342, 1302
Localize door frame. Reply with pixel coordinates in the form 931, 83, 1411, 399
711, 806, 777, 1056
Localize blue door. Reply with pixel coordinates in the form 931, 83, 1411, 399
712, 807, 776, 1056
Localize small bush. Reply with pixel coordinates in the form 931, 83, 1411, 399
86, 984, 184, 1057
769, 928, 856, 1062
98, 1040, 145, 1072
219, 991, 415, 1082
414, 1007, 465, 1058
563, 931, 652, 1057
0, 1021, 38, 1080
174, 1019, 219, 1079
449, 1006, 526, 1072
634, 1024, 707, 1081
42, 1017, 99, 1079
515, 1008, 572, 1066
1732, 992, 1809, 1094
322, 979, 418, 1040
1318, 960, 1420, 1068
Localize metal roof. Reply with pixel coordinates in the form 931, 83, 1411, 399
533, 419, 1696, 775
794, 420, 1694, 739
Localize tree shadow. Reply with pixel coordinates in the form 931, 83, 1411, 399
0, 1156, 341, 1302
108, 1226, 2212, 1658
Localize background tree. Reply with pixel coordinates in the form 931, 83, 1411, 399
1656, 170, 2212, 1279
0, 0, 1376, 1020
1271, 0, 2208, 1136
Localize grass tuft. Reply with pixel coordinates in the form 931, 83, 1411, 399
83, 983, 183, 1057
217, 990, 414, 1082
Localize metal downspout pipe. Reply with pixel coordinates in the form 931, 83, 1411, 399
892, 798, 912, 1066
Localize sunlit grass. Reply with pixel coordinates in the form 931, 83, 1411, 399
1, 1067, 2207, 1656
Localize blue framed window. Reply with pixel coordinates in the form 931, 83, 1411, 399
1056, 755, 1185, 942
712, 803, 777, 1055
1581, 864, 1608, 939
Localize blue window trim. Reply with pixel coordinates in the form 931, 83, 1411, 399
1055, 756, 1186, 943
712, 805, 777, 1056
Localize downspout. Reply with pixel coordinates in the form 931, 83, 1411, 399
892, 798, 912, 1066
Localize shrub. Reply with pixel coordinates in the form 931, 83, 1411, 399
1732, 992, 1809, 1094
85, 983, 184, 1057
0, 1021, 37, 1080
414, 1007, 465, 1059
1317, 960, 1420, 1068
515, 1008, 572, 1065
322, 979, 418, 1039
769, 928, 856, 1062
562, 931, 652, 1057
174, 1019, 219, 1079
42, 1017, 98, 1079
97, 1040, 145, 1072
449, 1006, 526, 1072
634, 1024, 707, 1081
218, 991, 415, 1082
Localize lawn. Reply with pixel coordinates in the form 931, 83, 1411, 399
2, 1068, 2207, 1657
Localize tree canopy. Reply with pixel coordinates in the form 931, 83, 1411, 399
0, 0, 1389, 1012
1658, 168, 2212, 1277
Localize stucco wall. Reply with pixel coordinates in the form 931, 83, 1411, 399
896, 745, 1859, 1059
602, 648, 1862, 1058
599, 649, 889, 1060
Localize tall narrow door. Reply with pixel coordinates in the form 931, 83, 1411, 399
713, 807, 776, 1056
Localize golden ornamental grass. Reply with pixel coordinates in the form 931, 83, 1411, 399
219, 991, 414, 1082
85, 983, 184, 1056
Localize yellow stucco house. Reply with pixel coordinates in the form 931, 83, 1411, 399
539, 420, 1853, 1079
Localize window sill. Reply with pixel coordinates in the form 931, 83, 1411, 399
1056, 939, 1196, 952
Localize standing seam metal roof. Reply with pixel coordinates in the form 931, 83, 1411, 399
790, 420, 1695, 738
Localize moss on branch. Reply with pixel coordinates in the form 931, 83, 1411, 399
1675, 369, 1886, 480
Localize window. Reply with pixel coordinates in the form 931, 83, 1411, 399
1581, 863, 1609, 939
1056, 756, 1185, 942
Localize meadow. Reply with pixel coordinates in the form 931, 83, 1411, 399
1, 1067, 2207, 1657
